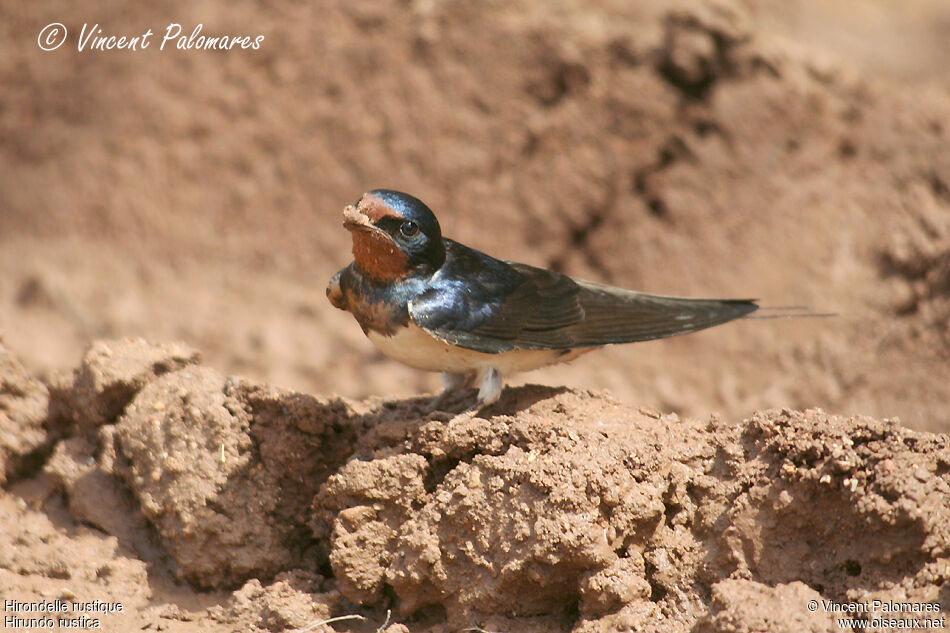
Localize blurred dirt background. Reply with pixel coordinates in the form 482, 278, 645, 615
1, 0, 950, 631
1, 0, 949, 430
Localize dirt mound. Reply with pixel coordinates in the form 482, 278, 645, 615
3, 338, 947, 632
0, 338, 49, 483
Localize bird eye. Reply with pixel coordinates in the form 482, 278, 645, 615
399, 221, 420, 238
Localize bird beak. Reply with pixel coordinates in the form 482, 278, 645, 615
342, 204, 376, 232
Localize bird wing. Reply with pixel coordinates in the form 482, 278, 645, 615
409, 258, 758, 353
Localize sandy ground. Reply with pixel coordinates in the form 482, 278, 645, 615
2, 338, 949, 632
1, 0, 950, 631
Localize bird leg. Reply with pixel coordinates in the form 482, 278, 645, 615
441, 372, 475, 392
475, 366, 502, 407
428, 367, 503, 413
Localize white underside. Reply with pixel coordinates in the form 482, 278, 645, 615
367, 323, 590, 374
367, 323, 593, 404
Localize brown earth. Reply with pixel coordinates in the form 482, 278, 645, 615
2, 338, 949, 632
2, 0, 950, 631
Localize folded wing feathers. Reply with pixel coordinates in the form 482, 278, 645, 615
550, 282, 757, 347
412, 261, 758, 353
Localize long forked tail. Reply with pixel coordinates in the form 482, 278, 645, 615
565, 293, 836, 347
743, 305, 838, 319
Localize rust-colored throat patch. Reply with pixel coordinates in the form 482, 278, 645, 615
343, 204, 410, 283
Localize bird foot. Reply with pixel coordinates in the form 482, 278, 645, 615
426, 368, 502, 415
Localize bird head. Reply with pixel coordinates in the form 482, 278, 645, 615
343, 189, 445, 282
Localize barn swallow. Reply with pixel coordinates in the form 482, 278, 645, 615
327, 189, 804, 408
